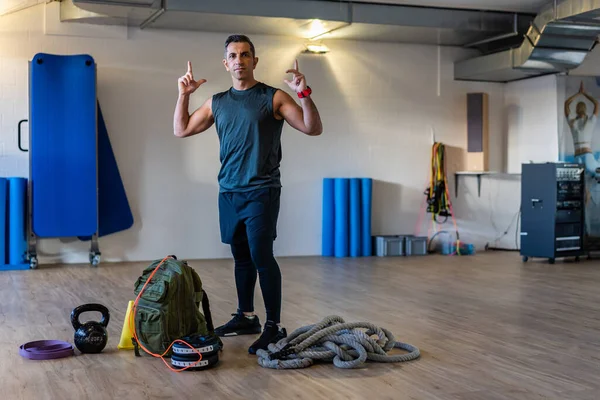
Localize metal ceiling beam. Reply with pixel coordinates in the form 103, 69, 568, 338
72, 0, 533, 34
169, 0, 528, 31
166, 0, 352, 22
75, 0, 160, 8
349, 2, 519, 31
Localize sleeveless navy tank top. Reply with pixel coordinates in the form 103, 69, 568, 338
212, 82, 284, 192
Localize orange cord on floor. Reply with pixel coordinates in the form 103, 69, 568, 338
128, 255, 205, 372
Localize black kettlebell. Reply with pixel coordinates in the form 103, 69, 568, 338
70, 303, 110, 354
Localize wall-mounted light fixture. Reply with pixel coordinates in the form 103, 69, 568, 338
304, 41, 330, 54
297, 18, 352, 54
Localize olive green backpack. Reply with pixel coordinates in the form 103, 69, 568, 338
132, 255, 215, 356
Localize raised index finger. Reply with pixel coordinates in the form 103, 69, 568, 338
187, 61, 193, 75
294, 59, 298, 71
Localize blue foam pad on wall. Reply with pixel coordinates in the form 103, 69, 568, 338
322, 178, 335, 257
0, 178, 7, 264
78, 102, 133, 241
334, 178, 349, 258
349, 178, 362, 257
8, 178, 27, 265
361, 178, 373, 256
30, 53, 98, 237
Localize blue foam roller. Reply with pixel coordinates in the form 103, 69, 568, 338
30, 53, 98, 237
322, 178, 335, 257
8, 178, 27, 265
349, 178, 362, 257
0, 178, 7, 264
334, 178, 349, 258
361, 178, 373, 256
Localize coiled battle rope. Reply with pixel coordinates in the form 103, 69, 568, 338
256, 316, 420, 369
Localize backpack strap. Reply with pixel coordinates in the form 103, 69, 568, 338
187, 262, 215, 335
201, 291, 215, 334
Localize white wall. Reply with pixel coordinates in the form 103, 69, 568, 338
452, 75, 559, 252
484, 51, 600, 251
0, 3, 556, 263
505, 75, 559, 173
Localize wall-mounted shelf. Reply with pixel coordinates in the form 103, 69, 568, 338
454, 171, 521, 197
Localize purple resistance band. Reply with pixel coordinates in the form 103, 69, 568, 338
19, 340, 74, 360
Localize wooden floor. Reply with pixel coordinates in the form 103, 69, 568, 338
2, 252, 600, 399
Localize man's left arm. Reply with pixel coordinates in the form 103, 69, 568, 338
275, 90, 323, 136
275, 59, 323, 136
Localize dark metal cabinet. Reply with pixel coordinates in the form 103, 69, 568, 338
520, 163, 585, 264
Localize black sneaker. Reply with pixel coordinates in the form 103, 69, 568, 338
214, 312, 262, 337
248, 320, 287, 355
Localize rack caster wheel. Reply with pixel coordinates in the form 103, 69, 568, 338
522, 256, 528, 262
29, 256, 38, 269
89, 253, 101, 267
548, 258, 555, 264
575, 256, 580, 262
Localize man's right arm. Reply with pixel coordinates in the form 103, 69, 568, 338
173, 61, 213, 138
173, 95, 214, 138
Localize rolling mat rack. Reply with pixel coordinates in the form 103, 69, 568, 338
20, 53, 101, 269
15, 52, 134, 270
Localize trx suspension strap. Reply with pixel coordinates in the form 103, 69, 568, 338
416, 142, 462, 255
426, 143, 450, 222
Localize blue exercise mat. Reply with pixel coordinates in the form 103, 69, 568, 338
30, 53, 98, 238
349, 178, 362, 257
361, 178, 373, 256
321, 178, 335, 257
334, 178, 349, 257
8, 177, 27, 265
0, 177, 29, 270
79, 102, 133, 241
321, 176, 373, 258
0, 178, 6, 264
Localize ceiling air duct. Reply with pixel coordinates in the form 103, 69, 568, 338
454, 0, 600, 83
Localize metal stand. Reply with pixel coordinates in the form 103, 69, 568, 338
26, 172, 37, 269
89, 234, 101, 267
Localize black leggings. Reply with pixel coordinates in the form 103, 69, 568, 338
231, 237, 282, 324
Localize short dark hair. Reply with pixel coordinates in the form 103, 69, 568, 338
224, 34, 255, 57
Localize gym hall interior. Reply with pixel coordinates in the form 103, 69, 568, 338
1, 1, 600, 399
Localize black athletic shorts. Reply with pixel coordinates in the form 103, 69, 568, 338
218, 187, 281, 245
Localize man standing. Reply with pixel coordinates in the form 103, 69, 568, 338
173, 34, 323, 354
